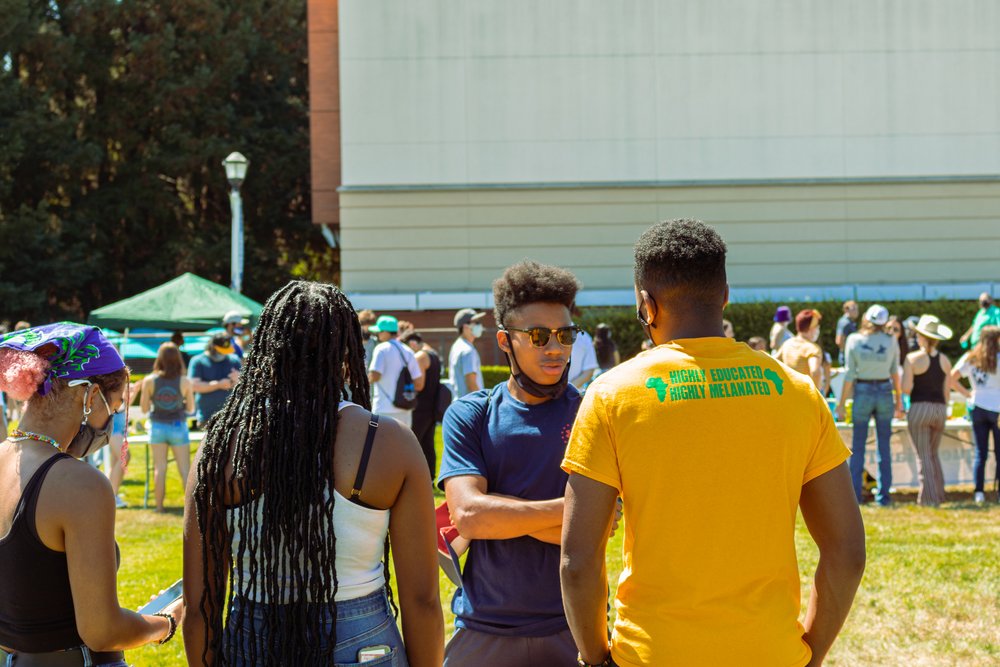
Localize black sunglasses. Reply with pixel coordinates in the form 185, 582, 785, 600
502, 325, 580, 348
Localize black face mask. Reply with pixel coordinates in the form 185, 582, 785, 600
504, 333, 570, 400
69, 403, 113, 458
982, 301, 992, 310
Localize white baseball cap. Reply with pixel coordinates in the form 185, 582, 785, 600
864, 304, 890, 326
223, 310, 249, 326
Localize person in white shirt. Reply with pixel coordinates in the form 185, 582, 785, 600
951, 325, 1000, 504
367, 315, 425, 427
449, 308, 485, 398
568, 311, 599, 390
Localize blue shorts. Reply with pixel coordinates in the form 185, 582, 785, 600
148, 419, 190, 446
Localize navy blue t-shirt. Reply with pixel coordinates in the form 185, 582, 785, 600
437, 382, 582, 637
188, 353, 241, 423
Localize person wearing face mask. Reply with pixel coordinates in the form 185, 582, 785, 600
438, 261, 613, 666
775, 309, 825, 390
959, 292, 1000, 350
561, 220, 863, 667
449, 309, 486, 398
187, 333, 241, 428
0, 323, 183, 666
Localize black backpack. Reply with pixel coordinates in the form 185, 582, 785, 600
390, 342, 419, 410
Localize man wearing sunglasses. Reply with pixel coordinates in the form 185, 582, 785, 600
438, 261, 587, 666
561, 219, 866, 667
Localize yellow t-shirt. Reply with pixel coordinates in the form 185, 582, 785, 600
775, 336, 822, 378
562, 337, 850, 667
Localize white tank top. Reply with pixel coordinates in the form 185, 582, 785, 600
228, 401, 391, 603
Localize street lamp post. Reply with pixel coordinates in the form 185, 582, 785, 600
222, 152, 249, 293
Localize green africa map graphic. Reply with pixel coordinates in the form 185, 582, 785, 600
646, 365, 784, 403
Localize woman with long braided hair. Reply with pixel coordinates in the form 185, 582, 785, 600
182, 281, 443, 666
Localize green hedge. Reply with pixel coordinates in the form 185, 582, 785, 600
482, 365, 511, 389
575, 300, 980, 361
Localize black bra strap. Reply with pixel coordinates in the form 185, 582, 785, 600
350, 413, 380, 502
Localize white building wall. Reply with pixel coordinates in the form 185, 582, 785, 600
339, 0, 1000, 188
336, 1, 1000, 301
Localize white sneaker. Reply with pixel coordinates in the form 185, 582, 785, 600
974, 491, 985, 504
115, 495, 129, 509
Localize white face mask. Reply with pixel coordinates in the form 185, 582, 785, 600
470, 323, 484, 338
809, 327, 821, 342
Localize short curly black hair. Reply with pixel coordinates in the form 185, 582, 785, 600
634, 219, 727, 306
493, 261, 581, 327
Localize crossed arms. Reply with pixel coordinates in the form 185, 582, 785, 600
443, 475, 565, 545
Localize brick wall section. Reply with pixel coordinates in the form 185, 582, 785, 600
308, 0, 340, 226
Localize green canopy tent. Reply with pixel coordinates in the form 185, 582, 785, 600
87, 273, 263, 331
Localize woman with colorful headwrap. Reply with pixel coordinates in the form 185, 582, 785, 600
0, 323, 184, 666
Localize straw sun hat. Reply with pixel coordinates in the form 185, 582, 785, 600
912, 315, 953, 341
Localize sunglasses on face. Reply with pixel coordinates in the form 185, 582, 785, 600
502, 325, 580, 348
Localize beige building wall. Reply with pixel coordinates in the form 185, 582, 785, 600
339, 0, 1000, 188
336, 1, 1000, 303
341, 180, 1000, 300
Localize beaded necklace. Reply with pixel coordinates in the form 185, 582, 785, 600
8, 429, 62, 451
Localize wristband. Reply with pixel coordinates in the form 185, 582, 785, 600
577, 648, 613, 666
154, 612, 177, 644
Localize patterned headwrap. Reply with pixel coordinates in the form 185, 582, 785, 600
0, 322, 126, 395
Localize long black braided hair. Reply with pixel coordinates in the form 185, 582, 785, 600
193, 281, 396, 665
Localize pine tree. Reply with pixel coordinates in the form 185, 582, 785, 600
0, 0, 332, 325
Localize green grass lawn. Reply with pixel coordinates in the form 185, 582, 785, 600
108, 431, 1000, 666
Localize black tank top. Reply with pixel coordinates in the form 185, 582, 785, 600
911, 353, 947, 404
0, 453, 83, 652
415, 349, 442, 415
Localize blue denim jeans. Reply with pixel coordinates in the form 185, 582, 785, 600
222, 589, 407, 666
148, 419, 190, 446
971, 406, 1000, 493
850, 380, 895, 505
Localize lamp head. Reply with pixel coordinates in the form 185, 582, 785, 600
222, 151, 249, 187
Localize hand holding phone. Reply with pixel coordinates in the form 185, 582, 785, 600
138, 579, 183, 615
161, 596, 186, 629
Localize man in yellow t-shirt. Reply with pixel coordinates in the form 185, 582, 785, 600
560, 219, 866, 667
